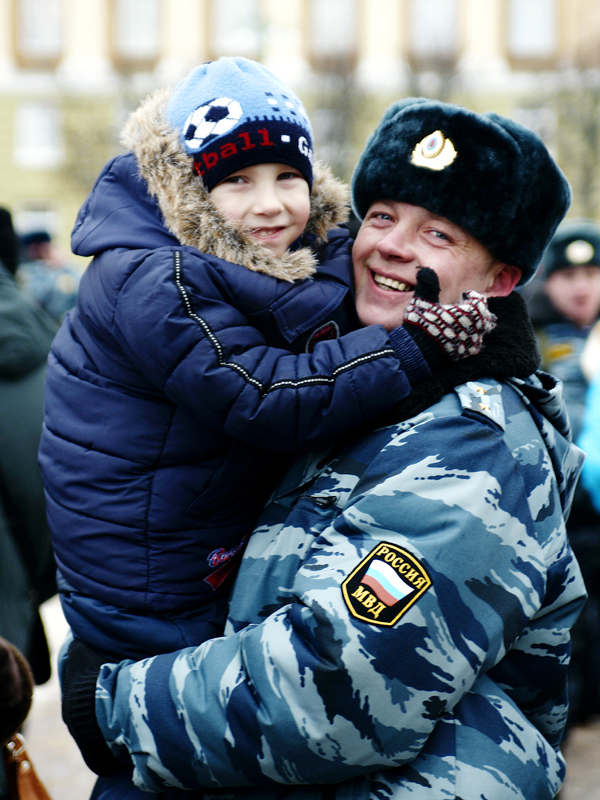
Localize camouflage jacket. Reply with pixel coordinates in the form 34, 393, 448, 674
93, 349, 586, 799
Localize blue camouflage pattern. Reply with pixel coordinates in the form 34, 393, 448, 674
94, 372, 586, 799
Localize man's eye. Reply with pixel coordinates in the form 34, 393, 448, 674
432, 229, 450, 241
370, 212, 393, 222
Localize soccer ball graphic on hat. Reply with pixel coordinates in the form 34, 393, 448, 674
183, 98, 243, 151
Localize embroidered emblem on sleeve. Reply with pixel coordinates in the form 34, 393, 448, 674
342, 542, 432, 626
305, 320, 340, 353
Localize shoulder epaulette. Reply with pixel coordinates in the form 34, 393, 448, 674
455, 380, 506, 430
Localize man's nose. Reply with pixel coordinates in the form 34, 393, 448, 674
376, 222, 414, 260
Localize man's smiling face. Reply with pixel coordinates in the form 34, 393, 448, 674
352, 201, 504, 331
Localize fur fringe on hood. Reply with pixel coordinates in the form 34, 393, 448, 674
121, 88, 351, 282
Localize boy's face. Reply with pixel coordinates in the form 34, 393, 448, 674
209, 163, 311, 257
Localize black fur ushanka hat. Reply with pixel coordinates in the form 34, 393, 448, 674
351, 97, 571, 285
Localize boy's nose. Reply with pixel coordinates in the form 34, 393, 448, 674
252, 186, 284, 216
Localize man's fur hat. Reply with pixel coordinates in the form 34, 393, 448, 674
351, 97, 571, 285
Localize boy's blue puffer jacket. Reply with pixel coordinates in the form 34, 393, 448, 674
39, 89, 428, 661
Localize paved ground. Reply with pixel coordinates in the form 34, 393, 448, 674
21, 596, 600, 799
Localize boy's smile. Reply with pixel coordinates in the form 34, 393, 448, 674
210, 163, 311, 257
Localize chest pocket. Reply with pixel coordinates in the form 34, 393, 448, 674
271, 279, 349, 346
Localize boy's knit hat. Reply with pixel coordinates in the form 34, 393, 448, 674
166, 57, 314, 192
351, 97, 571, 285
541, 218, 600, 278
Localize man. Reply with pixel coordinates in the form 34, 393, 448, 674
16, 230, 81, 323
0, 261, 57, 677
529, 218, 600, 442
60, 98, 585, 799
0, 262, 57, 800
527, 219, 600, 732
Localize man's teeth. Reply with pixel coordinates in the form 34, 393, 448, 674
372, 273, 412, 292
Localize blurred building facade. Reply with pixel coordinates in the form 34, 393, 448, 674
1, 0, 600, 264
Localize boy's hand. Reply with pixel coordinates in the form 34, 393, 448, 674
404, 267, 497, 367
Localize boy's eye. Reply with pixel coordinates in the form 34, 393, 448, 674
221, 175, 246, 184
278, 171, 302, 181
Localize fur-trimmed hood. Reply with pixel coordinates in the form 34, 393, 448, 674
72, 88, 350, 283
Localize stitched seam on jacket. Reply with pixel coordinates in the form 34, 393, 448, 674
173, 249, 395, 396
142, 414, 174, 605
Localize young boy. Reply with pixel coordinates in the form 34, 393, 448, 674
40, 58, 494, 668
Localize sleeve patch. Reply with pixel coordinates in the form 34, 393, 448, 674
342, 542, 432, 626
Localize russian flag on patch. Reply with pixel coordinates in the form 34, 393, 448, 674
342, 542, 432, 626
361, 559, 414, 606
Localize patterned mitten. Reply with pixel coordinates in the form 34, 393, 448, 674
404, 267, 497, 368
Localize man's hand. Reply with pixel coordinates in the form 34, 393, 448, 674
404, 267, 497, 367
61, 638, 128, 776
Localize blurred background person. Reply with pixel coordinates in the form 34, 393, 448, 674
0, 636, 52, 800
0, 258, 57, 680
526, 218, 600, 735
528, 218, 600, 435
0, 636, 34, 748
16, 230, 81, 324
0, 209, 20, 277
0, 212, 58, 798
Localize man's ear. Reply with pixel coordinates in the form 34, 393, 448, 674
487, 264, 522, 297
